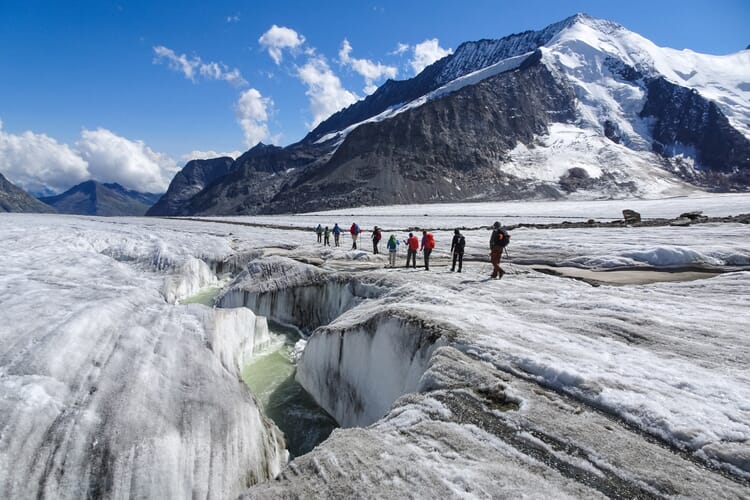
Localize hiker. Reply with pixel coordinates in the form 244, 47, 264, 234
324, 226, 331, 246
489, 221, 510, 279
420, 230, 435, 271
386, 234, 400, 267
350, 222, 361, 249
405, 232, 419, 268
332, 223, 341, 246
450, 228, 465, 272
372, 226, 382, 254
315, 224, 323, 243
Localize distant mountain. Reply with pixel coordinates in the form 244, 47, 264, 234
39, 180, 161, 216
154, 13, 750, 215
0, 172, 57, 213
146, 157, 233, 216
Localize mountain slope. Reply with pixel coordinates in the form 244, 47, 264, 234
39, 181, 161, 216
147, 157, 233, 216
0, 172, 57, 213
157, 13, 750, 215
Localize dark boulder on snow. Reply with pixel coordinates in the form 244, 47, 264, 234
622, 209, 641, 223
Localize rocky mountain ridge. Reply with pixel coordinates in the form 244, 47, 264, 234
149, 13, 750, 216
0, 172, 57, 213
39, 180, 162, 216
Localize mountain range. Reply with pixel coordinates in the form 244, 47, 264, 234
38, 181, 162, 216
150, 13, 750, 216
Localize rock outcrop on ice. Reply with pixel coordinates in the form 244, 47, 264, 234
150, 13, 750, 215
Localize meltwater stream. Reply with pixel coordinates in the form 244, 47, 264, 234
242, 322, 338, 458
181, 286, 337, 458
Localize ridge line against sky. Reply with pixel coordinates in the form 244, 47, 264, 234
0, 0, 748, 195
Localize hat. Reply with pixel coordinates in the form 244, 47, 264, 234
493, 221, 501, 229
454, 228, 460, 234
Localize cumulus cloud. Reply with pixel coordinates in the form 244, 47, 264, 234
0, 118, 178, 195
75, 128, 179, 193
410, 39, 452, 75
258, 25, 305, 65
297, 56, 358, 128
153, 45, 247, 86
236, 88, 273, 147
338, 39, 397, 94
0, 119, 89, 194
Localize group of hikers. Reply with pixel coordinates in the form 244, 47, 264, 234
314, 221, 510, 279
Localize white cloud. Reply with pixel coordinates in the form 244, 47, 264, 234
226, 15, 240, 23
297, 56, 359, 129
0, 119, 89, 194
338, 39, 397, 95
392, 42, 410, 55
0, 119, 178, 194
410, 39, 452, 75
258, 25, 305, 65
153, 45, 247, 86
236, 88, 273, 147
76, 128, 179, 193
181, 150, 242, 163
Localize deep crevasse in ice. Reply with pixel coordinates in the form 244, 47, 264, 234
0, 216, 287, 499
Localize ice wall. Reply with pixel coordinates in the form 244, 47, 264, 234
217, 256, 383, 332
297, 312, 445, 427
0, 217, 288, 499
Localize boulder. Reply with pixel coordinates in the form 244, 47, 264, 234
622, 209, 641, 223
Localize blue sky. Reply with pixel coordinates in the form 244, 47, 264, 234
1, 0, 748, 194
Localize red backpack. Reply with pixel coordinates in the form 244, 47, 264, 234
425, 233, 435, 249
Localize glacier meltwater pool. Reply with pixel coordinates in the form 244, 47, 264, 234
242, 322, 338, 458
182, 286, 337, 457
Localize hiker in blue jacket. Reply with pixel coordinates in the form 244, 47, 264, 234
332, 223, 341, 246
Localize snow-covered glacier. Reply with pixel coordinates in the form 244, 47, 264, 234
0, 215, 287, 499
2, 199, 749, 498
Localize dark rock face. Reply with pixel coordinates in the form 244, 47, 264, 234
146, 157, 233, 216
304, 15, 587, 144
0, 172, 57, 213
182, 142, 334, 215
641, 77, 750, 188
262, 57, 577, 213
39, 181, 160, 216
622, 209, 641, 223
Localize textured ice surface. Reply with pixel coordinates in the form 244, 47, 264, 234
0, 215, 287, 499
2, 201, 749, 498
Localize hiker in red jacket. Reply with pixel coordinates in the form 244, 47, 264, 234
420, 230, 435, 271
371, 226, 382, 254
404, 232, 419, 268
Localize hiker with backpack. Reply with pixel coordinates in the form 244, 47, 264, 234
332, 223, 341, 246
420, 230, 435, 271
372, 226, 382, 254
350, 222, 361, 249
315, 224, 323, 243
386, 234, 400, 267
489, 221, 510, 279
405, 232, 419, 268
450, 229, 466, 273
324, 226, 331, 246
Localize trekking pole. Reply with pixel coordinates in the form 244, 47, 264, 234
503, 247, 517, 275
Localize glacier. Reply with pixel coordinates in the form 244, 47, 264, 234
2, 195, 750, 497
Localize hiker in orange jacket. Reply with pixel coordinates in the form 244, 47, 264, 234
404, 232, 419, 268
420, 230, 435, 271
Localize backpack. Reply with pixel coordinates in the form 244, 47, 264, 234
375, 230, 381, 242
455, 235, 465, 251
425, 233, 435, 249
352, 223, 360, 234
495, 229, 510, 248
